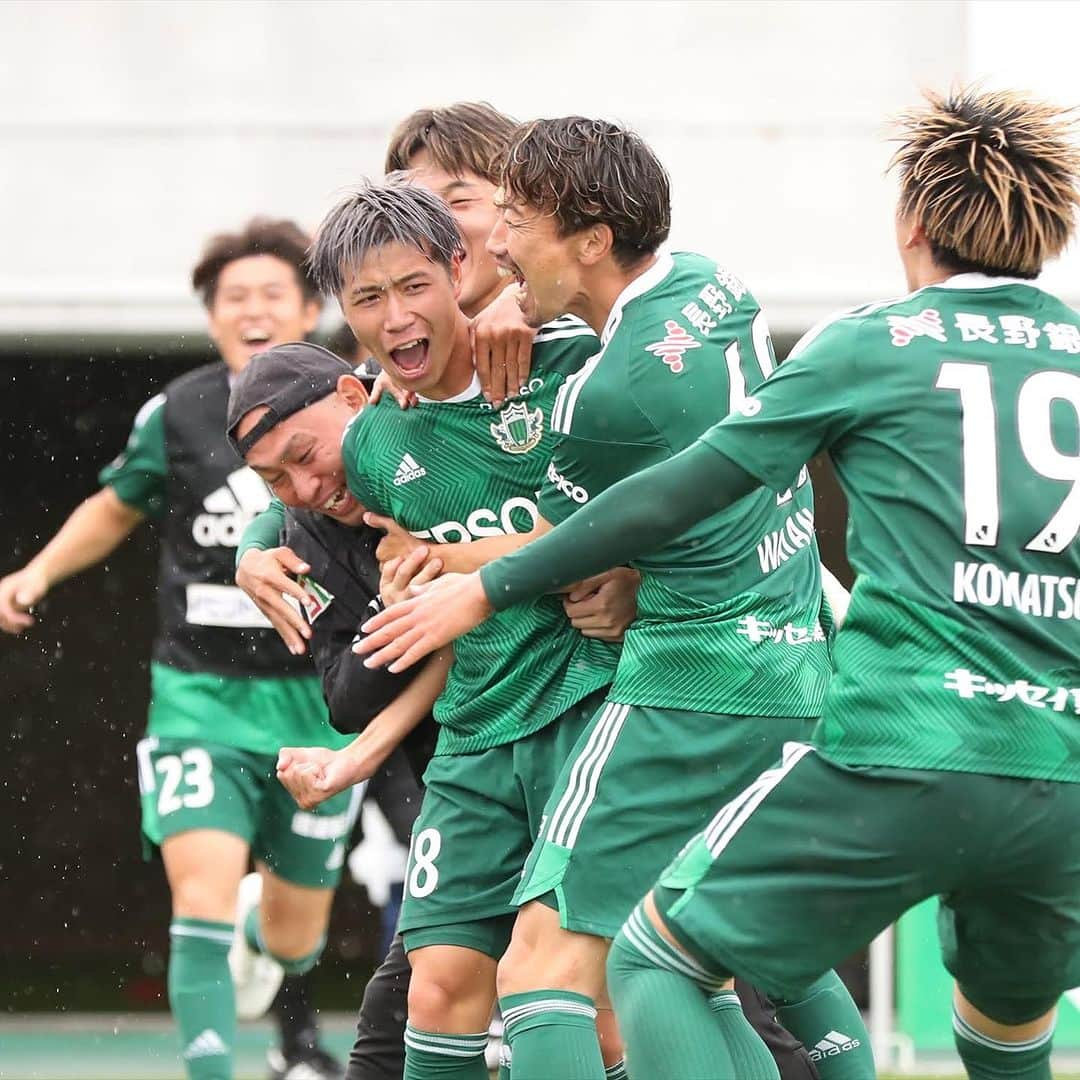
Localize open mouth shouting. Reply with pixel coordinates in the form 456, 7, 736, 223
319, 484, 360, 521
240, 327, 274, 349
389, 337, 430, 380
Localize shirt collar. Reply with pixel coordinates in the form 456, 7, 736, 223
417, 371, 482, 404
600, 250, 675, 345
937, 272, 1038, 290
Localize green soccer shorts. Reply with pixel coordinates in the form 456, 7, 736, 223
136, 736, 362, 889
398, 688, 607, 960
512, 701, 817, 938
653, 742, 1080, 1024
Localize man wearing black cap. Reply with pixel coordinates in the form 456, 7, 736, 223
0, 220, 352, 1080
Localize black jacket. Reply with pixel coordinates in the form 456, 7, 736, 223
281, 508, 436, 783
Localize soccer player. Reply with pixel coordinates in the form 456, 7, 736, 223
237, 348, 445, 1080
227, 181, 639, 1080
0, 220, 353, 1080
361, 89, 1080, 1080
356, 118, 873, 1080
235, 102, 536, 654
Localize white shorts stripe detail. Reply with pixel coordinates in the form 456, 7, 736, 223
169, 922, 235, 946
564, 704, 628, 849
136, 736, 159, 795
704, 741, 815, 857
547, 703, 628, 849
545, 702, 619, 845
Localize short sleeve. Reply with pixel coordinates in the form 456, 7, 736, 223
342, 408, 390, 516
98, 392, 168, 516
702, 316, 863, 492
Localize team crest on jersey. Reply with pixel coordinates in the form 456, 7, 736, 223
645, 319, 701, 373
886, 308, 946, 347
298, 575, 334, 623
490, 401, 543, 455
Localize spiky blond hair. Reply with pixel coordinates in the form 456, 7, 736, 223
890, 87, 1080, 277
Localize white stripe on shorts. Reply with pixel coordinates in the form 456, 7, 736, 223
547, 702, 629, 849
705, 741, 815, 858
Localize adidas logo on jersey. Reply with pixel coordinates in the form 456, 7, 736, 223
393, 453, 427, 486
192, 467, 271, 548
809, 1030, 861, 1061
183, 1028, 229, 1059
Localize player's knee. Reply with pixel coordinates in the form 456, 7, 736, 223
168, 874, 235, 923
259, 922, 325, 967
497, 924, 606, 998
408, 949, 494, 1030
407, 969, 484, 1030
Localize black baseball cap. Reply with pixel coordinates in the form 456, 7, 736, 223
227, 341, 352, 457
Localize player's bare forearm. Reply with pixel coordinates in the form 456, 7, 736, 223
277, 649, 450, 809
32, 487, 144, 586
432, 518, 551, 574
342, 647, 451, 776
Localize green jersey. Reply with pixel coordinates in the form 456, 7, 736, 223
539, 251, 831, 717
705, 274, 1080, 782
344, 318, 620, 755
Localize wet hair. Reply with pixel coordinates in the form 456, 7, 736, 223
500, 117, 671, 268
191, 217, 319, 307
890, 86, 1080, 278
385, 102, 517, 184
306, 180, 465, 297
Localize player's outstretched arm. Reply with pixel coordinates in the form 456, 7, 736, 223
278, 646, 451, 809
0, 487, 144, 634
357, 441, 760, 671
365, 511, 550, 574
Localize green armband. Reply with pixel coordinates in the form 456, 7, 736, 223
235, 498, 287, 566
479, 440, 760, 610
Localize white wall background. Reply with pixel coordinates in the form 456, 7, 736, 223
0, 0, 1076, 338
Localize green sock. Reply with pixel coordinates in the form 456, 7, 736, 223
168, 918, 235, 1080
709, 990, 781, 1079
403, 1024, 489, 1079
776, 970, 875, 1079
607, 906, 738, 1079
604, 1060, 629, 1079
243, 906, 324, 974
500, 990, 604, 1080
954, 1009, 1053, 1079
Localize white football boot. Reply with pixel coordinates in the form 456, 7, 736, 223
228, 871, 285, 1020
